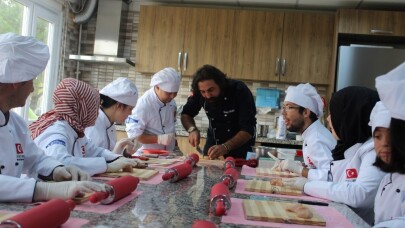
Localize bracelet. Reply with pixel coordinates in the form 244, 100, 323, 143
221, 143, 231, 154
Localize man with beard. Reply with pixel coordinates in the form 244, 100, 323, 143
273, 83, 335, 180
181, 65, 256, 159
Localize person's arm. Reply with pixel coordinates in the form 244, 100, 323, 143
207, 130, 252, 159
0, 175, 37, 202
181, 93, 202, 148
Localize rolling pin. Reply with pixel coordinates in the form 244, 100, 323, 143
162, 163, 193, 183
209, 183, 231, 216
223, 157, 235, 170
219, 167, 239, 189
0, 199, 75, 228
89, 175, 140, 204
192, 220, 216, 228
184, 152, 200, 167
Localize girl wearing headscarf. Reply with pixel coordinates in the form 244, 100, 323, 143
373, 62, 405, 227
85, 77, 139, 155
30, 78, 144, 176
282, 86, 385, 225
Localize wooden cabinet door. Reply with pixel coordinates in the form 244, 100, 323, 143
338, 9, 405, 37
136, 6, 186, 73
231, 10, 284, 81
280, 12, 334, 84
182, 7, 235, 76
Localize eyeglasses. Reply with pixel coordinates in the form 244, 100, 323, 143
281, 105, 300, 112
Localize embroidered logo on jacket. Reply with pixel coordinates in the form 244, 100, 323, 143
16, 143, 24, 161
81, 146, 86, 156
46, 139, 66, 148
125, 116, 138, 124
346, 168, 358, 179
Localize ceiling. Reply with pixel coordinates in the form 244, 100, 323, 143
139, 0, 405, 11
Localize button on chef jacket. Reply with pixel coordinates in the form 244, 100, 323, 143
33, 120, 120, 176
302, 119, 335, 181
181, 79, 256, 158
126, 88, 177, 153
0, 111, 62, 202
303, 138, 385, 225
85, 109, 116, 151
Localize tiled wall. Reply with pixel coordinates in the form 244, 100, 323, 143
62, 1, 328, 135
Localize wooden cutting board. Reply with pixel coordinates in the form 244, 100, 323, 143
243, 199, 326, 226
143, 158, 180, 166
96, 168, 159, 180
0, 211, 14, 222
245, 180, 302, 196
256, 168, 299, 178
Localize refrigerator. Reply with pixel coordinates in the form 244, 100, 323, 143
336, 45, 405, 91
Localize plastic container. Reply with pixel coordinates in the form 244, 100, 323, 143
276, 115, 286, 139
277, 148, 296, 160
251, 146, 277, 158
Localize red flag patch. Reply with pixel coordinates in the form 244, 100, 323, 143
346, 168, 358, 179
15, 143, 23, 154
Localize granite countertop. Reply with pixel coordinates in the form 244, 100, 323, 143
0, 158, 369, 227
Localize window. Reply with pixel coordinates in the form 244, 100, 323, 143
0, 0, 62, 122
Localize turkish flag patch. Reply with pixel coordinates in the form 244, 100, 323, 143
346, 168, 358, 179
15, 143, 23, 154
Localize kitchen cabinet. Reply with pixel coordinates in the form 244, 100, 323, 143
338, 9, 405, 37
136, 5, 235, 75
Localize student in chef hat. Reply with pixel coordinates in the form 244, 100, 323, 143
0, 32, 107, 202
373, 62, 405, 227
273, 83, 335, 181
126, 67, 180, 155
85, 77, 139, 155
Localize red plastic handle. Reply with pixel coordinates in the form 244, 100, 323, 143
162, 171, 175, 181
215, 200, 226, 216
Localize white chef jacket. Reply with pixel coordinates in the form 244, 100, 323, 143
0, 111, 61, 202
304, 138, 386, 225
302, 120, 335, 181
374, 173, 405, 226
85, 109, 116, 151
125, 88, 176, 154
34, 120, 120, 176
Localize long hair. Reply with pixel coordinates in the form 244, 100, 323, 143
191, 65, 229, 94
388, 118, 405, 173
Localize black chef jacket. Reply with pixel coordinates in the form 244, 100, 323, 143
181, 79, 256, 158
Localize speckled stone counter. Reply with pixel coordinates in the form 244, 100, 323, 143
0, 159, 370, 228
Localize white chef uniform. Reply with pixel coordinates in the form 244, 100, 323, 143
0, 111, 61, 202
304, 138, 385, 224
285, 83, 335, 180
34, 120, 120, 176
85, 77, 138, 150
302, 119, 336, 180
126, 88, 177, 154
86, 109, 116, 151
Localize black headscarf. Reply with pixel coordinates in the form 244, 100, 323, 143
329, 86, 380, 160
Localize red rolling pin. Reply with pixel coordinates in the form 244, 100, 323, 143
209, 183, 231, 216
192, 220, 216, 228
89, 175, 140, 204
219, 167, 239, 189
184, 152, 200, 167
0, 199, 75, 228
223, 157, 235, 170
162, 163, 193, 183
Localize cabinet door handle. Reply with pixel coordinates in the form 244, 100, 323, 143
275, 58, 280, 76
183, 52, 188, 72
281, 58, 286, 76
371, 29, 393, 35
178, 52, 182, 71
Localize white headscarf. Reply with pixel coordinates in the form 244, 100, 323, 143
369, 101, 391, 134
376, 62, 405, 120
284, 83, 324, 117
150, 67, 180, 92
0, 33, 49, 83
100, 77, 138, 107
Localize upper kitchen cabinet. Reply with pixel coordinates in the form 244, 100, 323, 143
136, 6, 186, 73
280, 12, 335, 84
338, 9, 405, 37
136, 5, 235, 75
231, 10, 284, 81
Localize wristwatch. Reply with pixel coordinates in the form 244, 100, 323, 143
187, 126, 198, 133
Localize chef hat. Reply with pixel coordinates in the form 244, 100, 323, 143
284, 83, 324, 117
0, 33, 49, 83
150, 67, 180, 92
369, 101, 391, 134
100, 77, 138, 107
376, 62, 405, 120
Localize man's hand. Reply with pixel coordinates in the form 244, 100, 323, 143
34, 181, 107, 201
279, 159, 304, 175
281, 177, 308, 191
157, 133, 175, 146
53, 166, 90, 181
188, 130, 200, 148
106, 157, 146, 173
207, 145, 228, 160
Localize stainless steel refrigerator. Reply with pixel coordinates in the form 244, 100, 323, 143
336, 45, 405, 91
